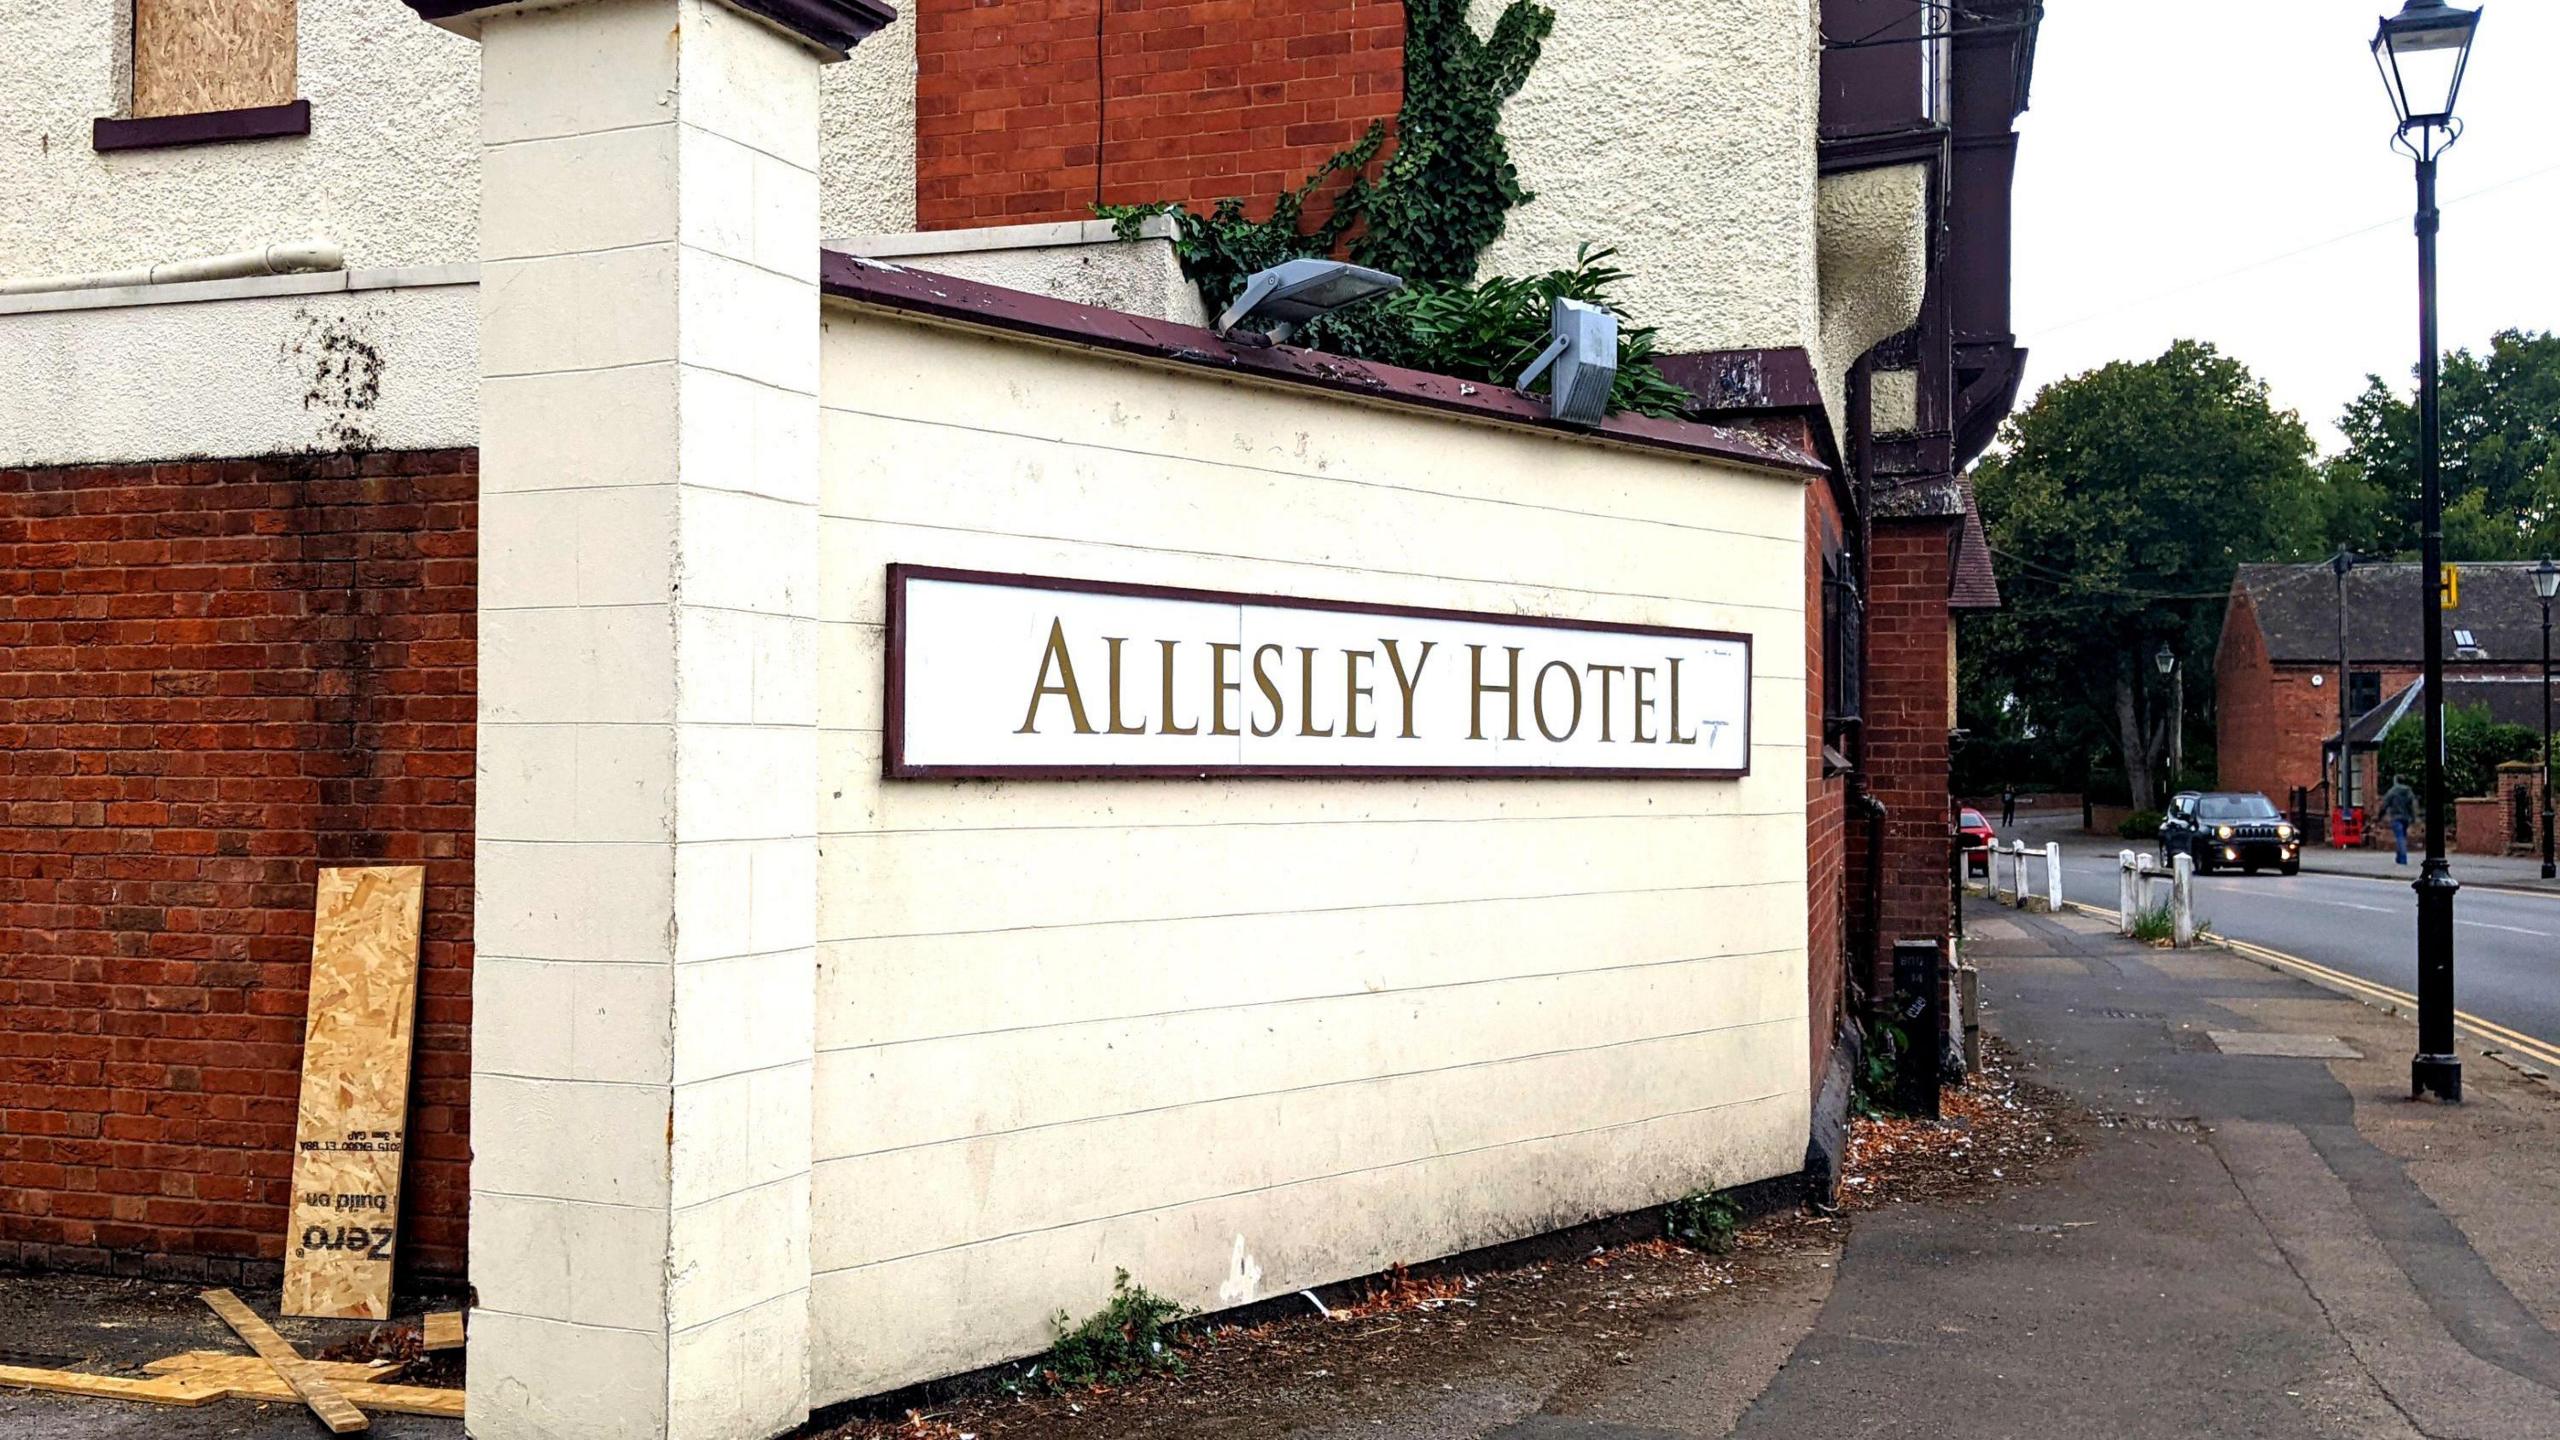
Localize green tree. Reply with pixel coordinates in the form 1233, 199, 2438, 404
2377, 703, 2541, 802
2318, 329, 2560, 560
1969, 341, 2322, 808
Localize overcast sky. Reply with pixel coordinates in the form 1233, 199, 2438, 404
2010, 1, 2560, 452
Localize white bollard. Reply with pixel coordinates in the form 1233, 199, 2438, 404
2009, 840, 2030, 907
2172, 852, 2197, 945
2045, 841, 2064, 912
2127, 852, 2155, 937
2118, 849, 2137, 926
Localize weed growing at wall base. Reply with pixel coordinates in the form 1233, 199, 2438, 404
1039, 1269, 1190, 1390
1664, 1189, 1743, 1254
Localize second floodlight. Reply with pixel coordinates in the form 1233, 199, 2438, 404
1214, 259, 1403, 345
1516, 298, 1619, 426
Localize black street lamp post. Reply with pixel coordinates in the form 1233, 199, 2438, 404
2536, 559, 2558, 880
2373, 0, 2482, 1103
2154, 643, 2181, 808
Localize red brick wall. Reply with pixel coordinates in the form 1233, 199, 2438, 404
1847, 517, 1955, 997
0, 453, 475, 1285
1806, 488, 1848, 1081
916, 0, 1405, 230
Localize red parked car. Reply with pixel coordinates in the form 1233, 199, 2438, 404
1958, 807, 1996, 876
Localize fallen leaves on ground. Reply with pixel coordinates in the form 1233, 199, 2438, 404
1840, 1037, 2083, 1210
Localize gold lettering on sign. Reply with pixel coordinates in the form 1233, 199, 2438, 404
1209, 642, 1242, 736
1018, 619, 1097, 735
1250, 644, 1286, 738
1103, 637, 1148, 735
1383, 639, 1435, 739
1468, 645, 1524, 741
1585, 663, 1626, 741
1667, 656, 1696, 745
1343, 649, 1377, 739
1632, 665, 1659, 743
1533, 660, 1582, 742
1157, 640, 1199, 735
1296, 647, 1335, 738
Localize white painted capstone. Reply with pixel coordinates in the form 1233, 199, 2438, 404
832, 217, 1208, 326
1469, 0, 1822, 359
807, 303, 1814, 1402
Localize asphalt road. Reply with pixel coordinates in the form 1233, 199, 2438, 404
2009, 823, 2560, 1061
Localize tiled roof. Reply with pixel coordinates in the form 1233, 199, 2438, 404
2235, 561, 2560, 666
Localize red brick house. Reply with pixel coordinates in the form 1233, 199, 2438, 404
2218, 561, 2558, 820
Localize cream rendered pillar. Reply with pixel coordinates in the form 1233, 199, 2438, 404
401, 1, 880, 1436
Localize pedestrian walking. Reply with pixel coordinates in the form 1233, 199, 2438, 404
2381, 775, 2419, 865
2000, 783, 2017, 828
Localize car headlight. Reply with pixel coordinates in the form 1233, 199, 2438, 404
2276, 823, 2293, 839
2216, 825, 2234, 840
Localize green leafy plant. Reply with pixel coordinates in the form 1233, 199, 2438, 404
2117, 809, 2163, 841
1352, 0, 1554, 288
1040, 1270, 1189, 1391
1664, 1189, 1744, 1254
1097, 3, 1688, 418
1854, 1015, 1915, 1118
2378, 701, 2541, 802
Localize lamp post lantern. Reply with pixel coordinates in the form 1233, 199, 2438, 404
2154, 643, 2181, 809
2535, 558, 2558, 880
2373, 0, 2483, 1103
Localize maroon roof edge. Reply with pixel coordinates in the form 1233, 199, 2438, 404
404, 0, 895, 53
817, 253, 1831, 480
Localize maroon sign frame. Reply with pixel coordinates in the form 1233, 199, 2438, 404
883, 564, 1756, 782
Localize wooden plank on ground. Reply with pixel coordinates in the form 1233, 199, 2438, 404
421, 1310, 464, 1352
178, 1368, 464, 1420
200, 1288, 370, 1434
281, 865, 426, 1322
143, 1352, 400, 1383
0, 1364, 226, 1406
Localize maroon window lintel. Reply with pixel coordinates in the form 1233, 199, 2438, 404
93, 99, 311, 154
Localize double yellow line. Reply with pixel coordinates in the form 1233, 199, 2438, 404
2216, 935, 2560, 1073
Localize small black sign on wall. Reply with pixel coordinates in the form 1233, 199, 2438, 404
1891, 938, 1946, 1120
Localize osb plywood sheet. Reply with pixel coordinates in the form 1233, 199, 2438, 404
133, 0, 297, 118
280, 866, 425, 1323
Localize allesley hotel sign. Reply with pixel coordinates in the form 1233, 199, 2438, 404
885, 567, 1753, 780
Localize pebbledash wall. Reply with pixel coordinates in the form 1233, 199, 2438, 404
803, 294, 1817, 1397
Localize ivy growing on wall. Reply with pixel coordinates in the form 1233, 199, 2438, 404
1353, 0, 1553, 288
1097, 1, 1693, 419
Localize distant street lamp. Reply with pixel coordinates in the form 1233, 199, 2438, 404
2535, 558, 2558, 880
2154, 642, 2181, 808
2373, 0, 2483, 1103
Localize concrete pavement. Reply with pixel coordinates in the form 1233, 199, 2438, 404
1714, 903, 2560, 1440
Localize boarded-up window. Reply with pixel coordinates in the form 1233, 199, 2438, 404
131, 0, 296, 118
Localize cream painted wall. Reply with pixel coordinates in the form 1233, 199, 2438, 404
1469, 0, 1823, 360
807, 304, 1814, 1401
1, 0, 916, 276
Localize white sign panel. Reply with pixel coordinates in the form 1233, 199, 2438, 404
886, 567, 1753, 779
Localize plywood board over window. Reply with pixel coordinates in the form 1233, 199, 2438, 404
132, 0, 296, 118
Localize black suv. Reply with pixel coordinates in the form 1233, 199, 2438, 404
2160, 791, 2301, 875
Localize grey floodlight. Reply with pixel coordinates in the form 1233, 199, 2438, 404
1213, 258, 1402, 344
1515, 297, 1619, 426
